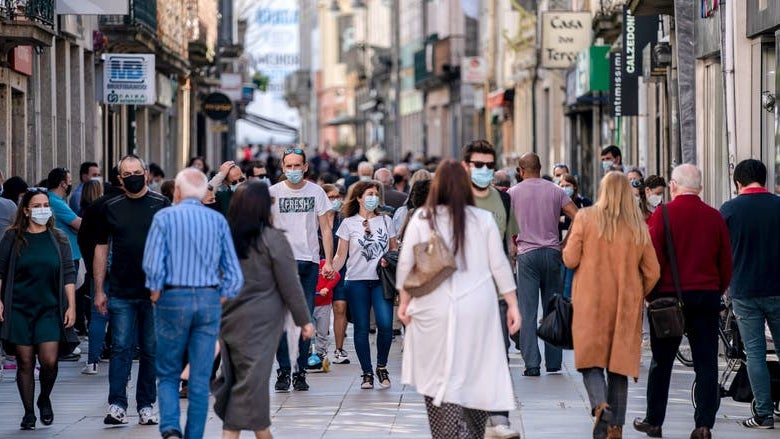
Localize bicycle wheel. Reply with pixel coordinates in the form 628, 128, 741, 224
677, 335, 694, 367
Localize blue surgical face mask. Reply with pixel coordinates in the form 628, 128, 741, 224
470, 166, 494, 189
359, 176, 372, 182
563, 187, 575, 198
363, 195, 379, 211
285, 170, 304, 184
259, 177, 270, 185
553, 177, 561, 185
331, 199, 343, 211
601, 160, 614, 172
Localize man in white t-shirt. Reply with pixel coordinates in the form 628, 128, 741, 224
269, 147, 334, 392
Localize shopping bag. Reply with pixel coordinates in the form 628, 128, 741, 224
537, 294, 574, 350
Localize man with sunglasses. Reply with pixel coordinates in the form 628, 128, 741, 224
269, 147, 335, 392
461, 140, 520, 439
207, 161, 247, 216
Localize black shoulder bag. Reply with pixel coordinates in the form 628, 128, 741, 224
647, 204, 686, 338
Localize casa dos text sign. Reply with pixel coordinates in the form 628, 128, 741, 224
541, 12, 593, 69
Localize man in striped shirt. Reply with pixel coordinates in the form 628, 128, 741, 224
142, 168, 243, 439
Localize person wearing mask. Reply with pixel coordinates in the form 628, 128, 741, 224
147, 163, 165, 193
634, 179, 652, 221
392, 163, 410, 193
557, 174, 593, 300
461, 140, 520, 439
634, 164, 732, 439
552, 164, 569, 185
143, 168, 243, 439
357, 161, 374, 182
208, 161, 247, 216
245, 161, 270, 184
626, 167, 643, 184
320, 184, 351, 365
600, 145, 623, 173
396, 160, 521, 439
0, 188, 77, 430
217, 180, 314, 439
94, 155, 171, 426
509, 153, 578, 376
47, 167, 85, 342
69, 161, 100, 213
720, 159, 780, 430
374, 168, 407, 211
332, 181, 398, 389
392, 169, 432, 234
644, 175, 667, 214
563, 172, 660, 439
269, 147, 335, 392
0, 171, 18, 230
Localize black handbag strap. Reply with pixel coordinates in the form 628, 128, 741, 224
661, 204, 683, 303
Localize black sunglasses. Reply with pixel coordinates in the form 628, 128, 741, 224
470, 160, 496, 170
27, 187, 48, 194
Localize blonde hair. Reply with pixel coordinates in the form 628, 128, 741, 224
594, 171, 650, 245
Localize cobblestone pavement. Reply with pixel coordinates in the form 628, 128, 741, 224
0, 331, 772, 438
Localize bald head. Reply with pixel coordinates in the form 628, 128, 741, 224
374, 168, 393, 186
670, 164, 702, 197
175, 167, 208, 202
518, 152, 542, 178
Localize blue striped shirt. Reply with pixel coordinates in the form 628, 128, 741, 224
143, 198, 243, 298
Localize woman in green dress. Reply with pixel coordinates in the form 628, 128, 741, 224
0, 188, 76, 430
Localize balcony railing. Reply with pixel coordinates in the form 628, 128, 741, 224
100, 0, 156, 33
4, 0, 55, 27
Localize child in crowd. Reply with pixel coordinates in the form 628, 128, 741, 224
307, 259, 341, 372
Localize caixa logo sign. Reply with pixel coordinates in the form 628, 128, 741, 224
102, 54, 156, 105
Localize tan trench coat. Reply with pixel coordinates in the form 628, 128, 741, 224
562, 208, 660, 379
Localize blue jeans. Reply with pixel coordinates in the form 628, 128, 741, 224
732, 296, 780, 417
108, 296, 156, 411
345, 279, 393, 374
516, 248, 563, 371
276, 261, 318, 372
155, 288, 221, 439
88, 280, 109, 364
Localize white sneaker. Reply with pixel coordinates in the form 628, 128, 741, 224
138, 406, 159, 425
484, 424, 521, 439
81, 362, 98, 375
104, 404, 128, 425
72, 347, 82, 355
333, 349, 350, 364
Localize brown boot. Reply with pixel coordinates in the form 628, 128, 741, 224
690, 426, 711, 439
593, 403, 612, 439
607, 425, 623, 439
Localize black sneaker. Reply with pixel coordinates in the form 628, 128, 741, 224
292, 371, 309, 391
274, 369, 291, 392
375, 366, 391, 389
523, 367, 541, 377
742, 414, 774, 429
361, 373, 374, 389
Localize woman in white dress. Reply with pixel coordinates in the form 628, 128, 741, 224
396, 160, 521, 439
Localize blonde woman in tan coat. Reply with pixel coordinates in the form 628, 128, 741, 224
563, 171, 660, 439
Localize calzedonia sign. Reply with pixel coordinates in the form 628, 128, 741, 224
614, 6, 659, 116
541, 12, 593, 69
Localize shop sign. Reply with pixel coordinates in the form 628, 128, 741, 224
57, 0, 128, 14
621, 6, 658, 115
220, 73, 242, 101
487, 89, 505, 110
203, 92, 233, 120
156, 74, 173, 108
565, 68, 577, 106
11, 46, 32, 76
541, 12, 593, 69
610, 52, 622, 117
461, 57, 487, 84
103, 54, 156, 105
575, 46, 610, 98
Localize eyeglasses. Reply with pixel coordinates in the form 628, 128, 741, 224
254, 173, 267, 178
362, 219, 371, 237
470, 160, 495, 170
27, 187, 48, 194
234, 177, 246, 184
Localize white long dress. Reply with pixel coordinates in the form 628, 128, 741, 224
396, 206, 516, 411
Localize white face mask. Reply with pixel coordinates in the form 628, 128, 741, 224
30, 207, 52, 225
647, 194, 663, 208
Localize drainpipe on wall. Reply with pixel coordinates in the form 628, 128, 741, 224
720, 0, 737, 199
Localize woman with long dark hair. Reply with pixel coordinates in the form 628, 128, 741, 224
396, 160, 521, 438
332, 180, 398, 389
217, 180, 313, 439
0, 188, 77, 430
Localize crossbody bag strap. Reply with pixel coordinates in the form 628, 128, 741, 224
661, 204, 683, 302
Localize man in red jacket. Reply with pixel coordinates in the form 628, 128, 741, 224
633, 164, 732, 439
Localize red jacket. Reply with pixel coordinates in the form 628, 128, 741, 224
315, 259, 340, 307
647, 194, 732, 294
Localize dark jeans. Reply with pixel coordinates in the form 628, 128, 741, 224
345, 279, 393, 374
87, 278, 109, 364
732, 296, 780, 417
108, 296, 156, 411
581, 367, 628, 425
516, 248, 563, 371
155, 288, 221, 439
645, 290, 720, 428
276, 261, 318, 372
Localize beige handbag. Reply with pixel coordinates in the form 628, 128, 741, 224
402, 210, 456, 297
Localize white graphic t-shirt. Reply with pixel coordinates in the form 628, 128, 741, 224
270, 181, 332, 262
336, 214, 396, 280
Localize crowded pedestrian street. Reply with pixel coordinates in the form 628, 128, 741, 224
0, 333, 772, 438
